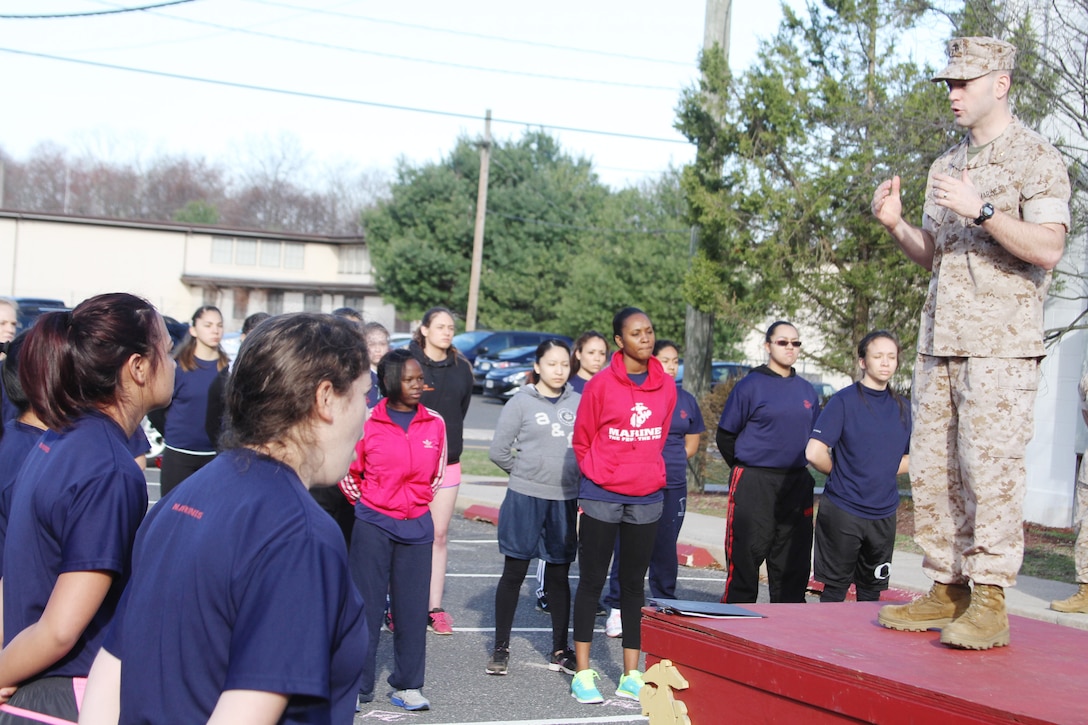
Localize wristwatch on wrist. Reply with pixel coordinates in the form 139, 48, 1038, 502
974, 202, 995, 225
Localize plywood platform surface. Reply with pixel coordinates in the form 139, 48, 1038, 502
642, 602, 1088, 724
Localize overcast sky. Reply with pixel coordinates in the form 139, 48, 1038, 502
0, 0, 947, 190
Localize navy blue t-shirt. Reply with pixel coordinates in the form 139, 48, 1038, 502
664, 389, 706, 489
810, 383, 911, 519
718, 368, 820, 469
0, 420, 45, 578
366, 369, 381, 409
3, 412, 147, 678
104, 449, 366, 724
164, 358, 220, 452
569, 375, 588, 394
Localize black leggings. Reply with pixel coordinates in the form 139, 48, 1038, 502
494, 557, 570, 653
574, 514, 658, 651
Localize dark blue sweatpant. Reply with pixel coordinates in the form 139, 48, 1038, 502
349, 518, 432, 700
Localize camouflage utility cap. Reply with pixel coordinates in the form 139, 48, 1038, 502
932, 37, 1017, 82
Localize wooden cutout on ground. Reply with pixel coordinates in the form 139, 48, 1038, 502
639, 659, 691, 725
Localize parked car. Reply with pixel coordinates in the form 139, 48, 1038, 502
481, 362, 536, 401
452, 330, 572, 365
473, 345, 538, 392
12, 297, 69, 333
675, 361, 752, 390
810, 381, 837, 406
388, 332, 413, 349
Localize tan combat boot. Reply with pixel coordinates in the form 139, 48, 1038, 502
939, 584, 1009, 650
1050, 584, 1088, 613
877, 582, 971, 631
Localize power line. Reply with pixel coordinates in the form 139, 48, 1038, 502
0, 1, 194, 20
139, 3, 683, 92
0, 46, 691, 145
245, 0, 694, 68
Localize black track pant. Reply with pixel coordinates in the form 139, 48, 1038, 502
721, 465, 814, 603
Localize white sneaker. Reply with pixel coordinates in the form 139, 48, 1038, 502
605, 608, 622, 638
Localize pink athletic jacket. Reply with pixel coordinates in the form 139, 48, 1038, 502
340, 399, 447, 520
573, 351, 677, 497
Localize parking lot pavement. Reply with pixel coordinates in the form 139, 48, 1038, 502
354, 514, 729, 724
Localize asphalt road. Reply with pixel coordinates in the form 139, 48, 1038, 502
353, 513, 727, 725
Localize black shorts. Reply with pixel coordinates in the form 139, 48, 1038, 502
0, 677, 82, 724
497, 490, 578, 563
813, 496, 895, 591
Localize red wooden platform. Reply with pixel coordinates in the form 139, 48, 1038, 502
642, 602, 1088, 724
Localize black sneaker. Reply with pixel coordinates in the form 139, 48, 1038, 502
549, 648, 577, 675
536, 594, 550, 613
486, 647, 510, 675
596, 602, 608, 617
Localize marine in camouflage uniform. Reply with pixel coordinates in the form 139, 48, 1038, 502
1050, 370, 1088, 613
871, 37, 1071, 649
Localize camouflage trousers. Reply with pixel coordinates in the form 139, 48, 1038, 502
1075, 459, 1088, 582
911, 354, 1039, 588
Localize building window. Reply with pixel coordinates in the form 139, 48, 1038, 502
259, 241, 281, 267
304, 293, 322, 312
339, 245, 366, 274
236, 239, 257, 266
211, 237, 233, 264
267, 290, 284, 316
284, 243, 304, 270
233, 288, 249, 320
343, 295, 364, 310
203, 288, 218, 307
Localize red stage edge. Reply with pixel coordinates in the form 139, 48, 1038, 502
641, 602, 1088, 724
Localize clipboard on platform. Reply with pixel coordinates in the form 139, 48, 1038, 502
648, 598, 764, 619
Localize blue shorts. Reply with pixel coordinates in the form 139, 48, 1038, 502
497, 490, 578, 564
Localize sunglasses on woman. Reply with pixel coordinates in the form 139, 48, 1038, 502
772, 340, 802, 348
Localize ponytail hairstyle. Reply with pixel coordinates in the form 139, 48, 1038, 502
223, 313, 368, 451
175, 305, 229, 373
570, 330, 607, 377
528, 338, 572, 385
855, 329, 908, 424
612, 307, 646, 339
19, 293, 166, 430
411, 306, 460, 355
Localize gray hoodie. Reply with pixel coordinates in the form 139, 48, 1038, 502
489, 383, 581, 501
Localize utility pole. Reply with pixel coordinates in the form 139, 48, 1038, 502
465, 110, 492, 332
684, 0, 732, 400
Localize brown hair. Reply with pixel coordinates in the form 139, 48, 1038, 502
411, 306, 459, 355
19, 293, 166, 430
570, 330, 607, 377
175, 305, 229, 373
222, 313, 368, 450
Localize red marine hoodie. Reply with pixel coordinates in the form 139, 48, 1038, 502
339, 399, 447, 520
573, 351, 677, 497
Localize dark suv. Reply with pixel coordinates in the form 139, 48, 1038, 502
453, 330, 572, 366
13, 297, 69, 333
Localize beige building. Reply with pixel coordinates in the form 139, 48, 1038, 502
0, 211, 400, 331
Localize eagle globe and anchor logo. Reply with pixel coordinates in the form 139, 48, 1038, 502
630, 402, 652, 427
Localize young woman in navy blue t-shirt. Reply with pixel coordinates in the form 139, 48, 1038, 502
717, 320, 820, 604
0, 293, 174, 723
158, 305, 229, 496
806, 330, 911, 602
82, 313, 370, 724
